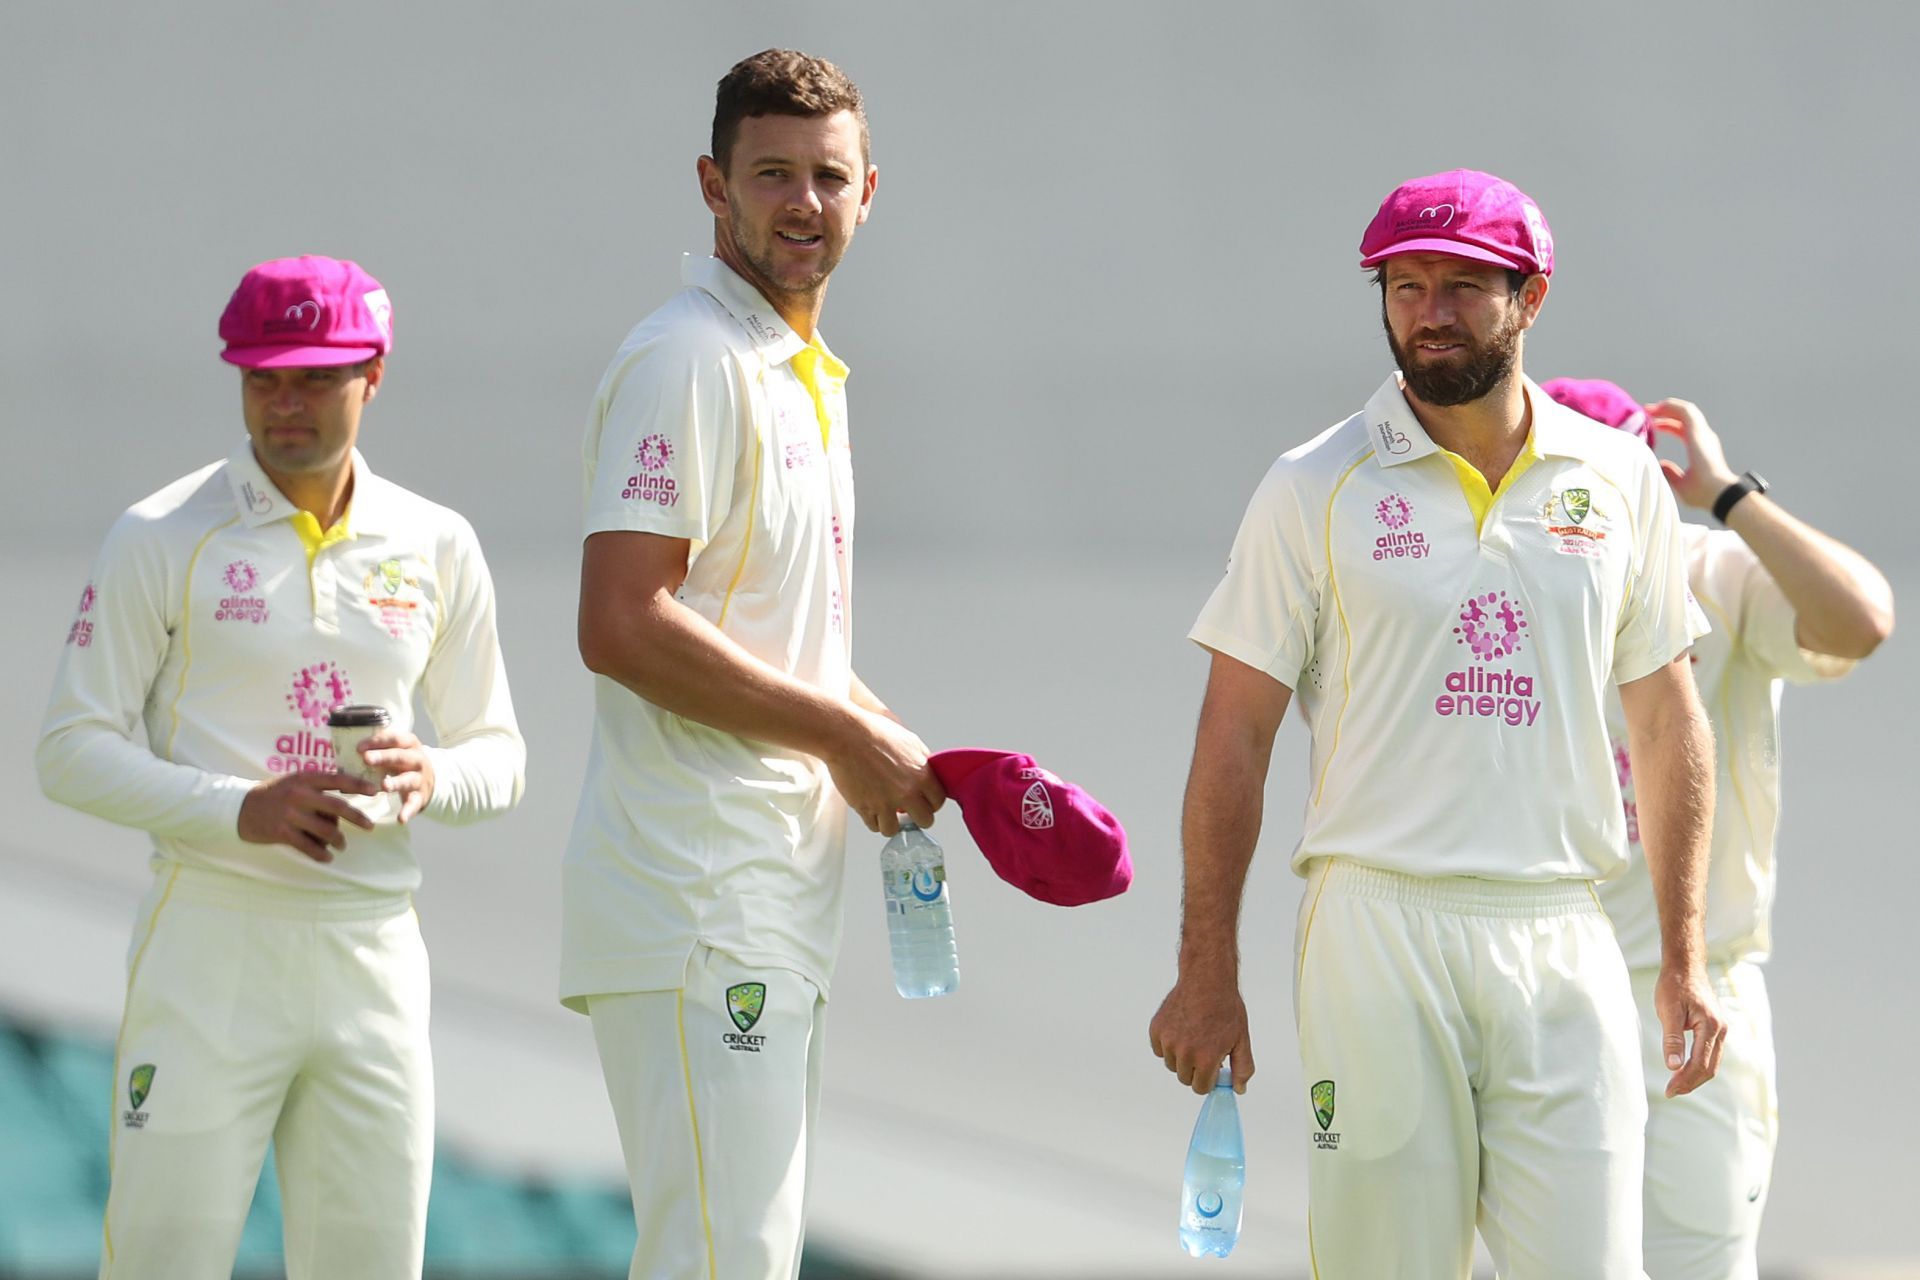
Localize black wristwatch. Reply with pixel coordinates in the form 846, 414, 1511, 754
1712, 471, 1769, 525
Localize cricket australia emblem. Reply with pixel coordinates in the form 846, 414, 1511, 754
124, 1063, 156, 1129
723, 982, 768, 1053
1310, 1079, 1340, 1150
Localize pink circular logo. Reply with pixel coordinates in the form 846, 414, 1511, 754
1375, 495, 1414, 529
634, 434, 675, 473
78, 583, 97, 614
224, 560, 258, 593
1453, 591, 1529, 661
286, 662, 352, 727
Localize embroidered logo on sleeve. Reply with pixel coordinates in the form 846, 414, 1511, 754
66, 583, 96, 647
622, 435, 680, 507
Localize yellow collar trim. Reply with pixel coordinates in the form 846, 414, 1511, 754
289, 507, 353, 568
1440, 431, 1540, 536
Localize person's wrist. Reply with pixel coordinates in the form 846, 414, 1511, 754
1712, 471, 1769, 524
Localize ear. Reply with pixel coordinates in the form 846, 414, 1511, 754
362, 356, 386, 402
854, 162, 878, 227
697, 154, 730, 219
1517, 274, 1550, 330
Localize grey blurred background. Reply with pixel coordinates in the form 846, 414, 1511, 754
3, 1, 1916, 1276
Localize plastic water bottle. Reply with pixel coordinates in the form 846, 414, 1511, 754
880, 822, 959, 998
1179, 1066, 1245, 1257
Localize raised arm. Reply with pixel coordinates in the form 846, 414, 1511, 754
1650, 398, 1894, 659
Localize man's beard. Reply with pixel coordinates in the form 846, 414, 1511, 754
739, 226, 840, 302
1385, 304, 1523, 407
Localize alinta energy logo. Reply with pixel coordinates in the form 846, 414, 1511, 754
273, 662, 350, 774
67, 582, 97, 648
1436, 591, 1542, 727
623, 434, 680, 507
216, 559, 269, 625
723, 981, 768, 1053
1373, 493, 1430, 561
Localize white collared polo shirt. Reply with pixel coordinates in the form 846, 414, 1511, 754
1601, 523, 1854, 969
1191, 374, 1707, 882
37, 444, 526, 894
561, 255, 856, 1011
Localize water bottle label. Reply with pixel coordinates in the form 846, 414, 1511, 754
910, 865, 944, 901
1194, 1191, 1225, 1219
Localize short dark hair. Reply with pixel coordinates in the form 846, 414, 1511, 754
1369, 264, 1530, 295
711, 49, 868, 171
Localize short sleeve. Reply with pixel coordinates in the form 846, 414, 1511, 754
1613, 459, 1710, 685
583, 327, 746, 546
1188, 464, 1322, 689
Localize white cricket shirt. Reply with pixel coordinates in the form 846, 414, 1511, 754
37, 444, 525, 894
1600, 523, 1854, 968
1192, 374, 1707, 882
560, 256, 856, 1010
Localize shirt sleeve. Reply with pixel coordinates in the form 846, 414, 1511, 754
1712, 533, 1858, 685
583, 325, 746, 547
35, 516, 256, 842
1612, 458, 1711, 685
1188, 462, 1322, 690
420, 515, 527, 824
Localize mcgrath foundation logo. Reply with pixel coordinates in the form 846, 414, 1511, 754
623, 435, 680, 507
1418, 203, 1456, 226
124, 1063, 155, 1129
723, 982, 769, 1052
286, 662, 352, 727
264, 299, 322, 334
1454, 591, 1528, 661
67, 582, 97, 647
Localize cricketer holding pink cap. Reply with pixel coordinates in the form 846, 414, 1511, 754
1149, 170, 1727, 1277
559, 51, 944, 1278
1543, 377, 1893, 1279
37, 256, 525, 1278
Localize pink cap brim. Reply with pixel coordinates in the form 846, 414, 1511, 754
220, 344, 382, 369
1359, 238, 1525, 271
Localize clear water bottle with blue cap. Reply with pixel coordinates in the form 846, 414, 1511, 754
1179, 1065, 1245, 1257
880, 821, 959, 998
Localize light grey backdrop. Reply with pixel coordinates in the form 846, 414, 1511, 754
4, 3, 1915, 1275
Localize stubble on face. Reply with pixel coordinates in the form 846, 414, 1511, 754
1385, 294, 1526, 408
709, 111, 869, 314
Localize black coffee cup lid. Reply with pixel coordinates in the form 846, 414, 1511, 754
327, 704, 392, 728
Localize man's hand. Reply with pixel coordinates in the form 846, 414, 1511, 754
238, 770, 378, 863
1653, 962, 1727, 1097
822, 708, 944, 837
359, 729, 437, 824
1648, 398, 1740, 512
1149, 974, 1255, 1096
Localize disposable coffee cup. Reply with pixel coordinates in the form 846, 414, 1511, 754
327, 705, 391, 785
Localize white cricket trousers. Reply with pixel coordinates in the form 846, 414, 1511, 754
589, 944, 827, 1280
101, 863, 432, 1279
1294, 859, 1647, 1280
1635, 961, 1776, 1280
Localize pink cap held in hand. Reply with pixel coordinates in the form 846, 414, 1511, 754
219, 255, 394, 368
1541, 377, 1654, 447
1359, 169, 1554, 277
928, 749, 1132, 908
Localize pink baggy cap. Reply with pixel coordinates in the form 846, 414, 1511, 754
1541, 377, 1653, 447
928, 749, 1132, 907
219, 255, 394, 368
1359, 169, 1554, 277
